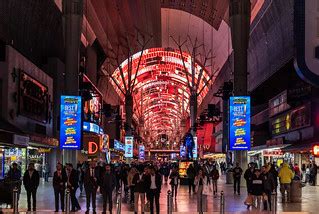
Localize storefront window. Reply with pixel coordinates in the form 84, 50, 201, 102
4, 148, 27, 175
269, 91, 290, 117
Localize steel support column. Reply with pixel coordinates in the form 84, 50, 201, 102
125, 93, 133, 136
190, 91, 197, 135
229, 0, 251, 172
62, 0, 83, 166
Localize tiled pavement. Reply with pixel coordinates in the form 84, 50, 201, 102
0, 176, 317, 213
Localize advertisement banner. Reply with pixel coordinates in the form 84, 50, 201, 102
125, 136, 134, 158
180, 145, 186, 158
60, 96, 82, 150
193, 136, 198, 159
229, 96, 251, 150
138, 145, 145, 160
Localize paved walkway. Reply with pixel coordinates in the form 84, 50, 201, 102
0, 176, 317, 213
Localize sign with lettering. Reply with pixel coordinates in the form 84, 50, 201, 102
60, 96, 82, 150
83, 122, 104, 134
125, 136, 134, 158
138, 145, 145, 160
229, 96, 251, 150
192, 137, 198, 159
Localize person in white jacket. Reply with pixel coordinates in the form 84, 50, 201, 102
195, 169, 211, 212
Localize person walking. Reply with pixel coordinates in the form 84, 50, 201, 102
233, 162, 243, 195
102, 164, 116, 214
278, 163, 294, 203
194, 169, 210, 213
128, 167, 138, 205
133, 167, 149, 214
84, 161, 100, 214
23, 163, 40, 211
6, 163, 22, 201
244, 163, 255, 194
147, 166, 162, 214
66, 163, 81, 212
261, 165, 276, 211
187, 164, 196, 194
53, 163, 67, 212
210, 165, 219, 196
43, 162, 50, 182
169, 167, 179, 199
251, 169, 264, 209
310, 161, 318, 186
77, 163, 84, 195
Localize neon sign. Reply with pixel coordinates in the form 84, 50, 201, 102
139, 145, 145, 160
88, 141, 99, 155
125, 136, 134, 158
60, 96, 82, 150
229, 96, 251, 150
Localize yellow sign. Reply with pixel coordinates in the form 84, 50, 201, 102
38, 148, 52, 153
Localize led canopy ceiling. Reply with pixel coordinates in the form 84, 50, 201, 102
110, 47, 217, 137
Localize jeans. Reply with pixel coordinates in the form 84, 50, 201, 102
188, 178, 195, 193
134, 192, 145, 212
149, 189, 160, 214
70, 187, 80, 210
85, 189, 97, 211
197, 185, 207, 212
212, 180, 218, 194
280, 183, 291, 202
233, 178, 241, 194
171, 185, 178, 197
263, 191, 272, 211
26, 189, 37, 210
103, 191, 113, 212
54, 189, 64, 211
130, 186, 135, 203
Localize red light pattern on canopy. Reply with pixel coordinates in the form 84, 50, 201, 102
110, 47, 217, 137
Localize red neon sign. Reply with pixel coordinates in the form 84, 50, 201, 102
88, 141, 99, 155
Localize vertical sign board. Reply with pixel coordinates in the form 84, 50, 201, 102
229, 96, 251, 150
138, 145, 145, 160
192, 137, 198, 159
60, 96, 82, 150
125, 136, 134, 158
180, 145, 186, 158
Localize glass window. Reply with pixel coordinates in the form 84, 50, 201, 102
269, 91, 289, 117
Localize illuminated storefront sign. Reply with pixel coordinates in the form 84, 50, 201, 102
100, 134, 109, 152
125, 136, 134, 158
88, 141, 99, 155
313, 145, 319, 157
83, 122, 104, 134
180, 145, 186, 158
139, 145, 145, 160
193, 137, 198, 159
60, 96, 82, 150
114, 140, 125, 152
229, 96, 251, 151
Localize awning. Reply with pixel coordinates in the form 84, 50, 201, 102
282, 142, 318, 153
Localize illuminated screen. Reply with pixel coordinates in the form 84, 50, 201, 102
193, 137, 198, 159
180, 145, 186, 158
138, 145, 145, 160
179, 161, 193, 178
125, 136, 134, 158
60, 96, 82, 150
229, 96, 251, 150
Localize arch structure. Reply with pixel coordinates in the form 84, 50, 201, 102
110, 47, 215, 139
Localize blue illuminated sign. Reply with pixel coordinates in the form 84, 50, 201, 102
138, 145, 145, 160
229, 96, 251, 150
114, 140, 125, 152
60, 96, 82, 150
192, 137, 198, 159
125, 136, 134, 158
180, 145, 186, 158
83, 122, 104, 134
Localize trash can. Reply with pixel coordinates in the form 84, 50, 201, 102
290, 180, 302, 203
226, 170, 233, 184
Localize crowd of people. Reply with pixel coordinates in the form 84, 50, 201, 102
1, 159, 318, 213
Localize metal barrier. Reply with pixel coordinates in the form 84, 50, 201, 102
65, 188, 71, 214
167, 190, 172, 214
12, 187, 18, 214
272, 191, 277, 214
220, 191, 225, 214
117, 185, 122, 214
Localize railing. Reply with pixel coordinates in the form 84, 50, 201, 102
65, 188, 71, 214
12, 187, 18, 214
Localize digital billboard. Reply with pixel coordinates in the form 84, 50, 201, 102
229, 96, 251, 150
193, 137, 198, 159
60, 96, 82, 150
83, 122, 104, 134
180, 145, 186, 158
125, 136, 134, 158
138, 145, 145, 160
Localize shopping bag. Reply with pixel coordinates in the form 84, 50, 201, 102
244, 194, 253, 205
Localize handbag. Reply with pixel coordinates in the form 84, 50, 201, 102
244, 194, 253, 205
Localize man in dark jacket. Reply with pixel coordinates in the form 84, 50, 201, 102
84, 161, 100, 214
133, 167, 149, 214
23, 163, 40, 211
232, 162, 243, 195
244, 163, 255, 194
53, 163, 67, 212
186, 164, 196, 194
146, 166, 162, 214
66, 163, 81, 212
262, 165, 276, 211
102, 164, 116, 214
